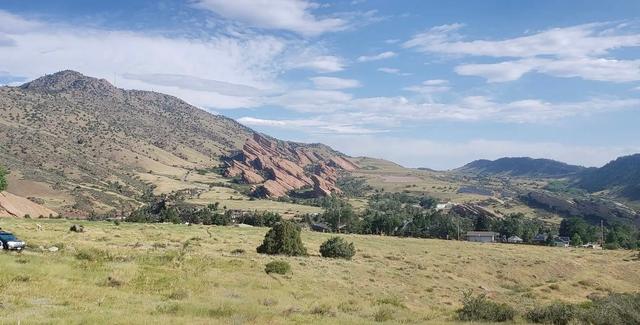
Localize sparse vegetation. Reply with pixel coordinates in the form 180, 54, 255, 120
457, 292, 516, 322
526, 301, 577, 325
0, 218, 637, 324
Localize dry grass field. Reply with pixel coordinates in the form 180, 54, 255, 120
0, 218, 638, 324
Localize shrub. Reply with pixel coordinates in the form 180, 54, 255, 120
75, 248, 113, 262
457, 292, 515, 322
319, 237, 356, 260
373, 306, 395, 322
230, 248, 245, 256
579, 292, 640, 325
310, 303, 335, 317
0, 165, 7, 192
257, 221, 307, 256
264, 260, 291, 275
526, 301, 577, 325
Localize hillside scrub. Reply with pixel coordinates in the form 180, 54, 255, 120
0, 164, 7, 191
264, 260, 290, 275
319, 237, 356, 260
457, 292, 516, 322
525, 301, 577, 325
256, 221, 307, 256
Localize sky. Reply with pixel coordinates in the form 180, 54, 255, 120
1, 0, 640, 170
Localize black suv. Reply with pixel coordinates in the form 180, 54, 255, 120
0, 231, 26, 250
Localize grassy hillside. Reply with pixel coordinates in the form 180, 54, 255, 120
0, 218, 638, 324
576, 154, 640, 201
0, 71, 338, 217
456, 157, 585, 178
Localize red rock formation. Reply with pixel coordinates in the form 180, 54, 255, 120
225, 133, 358, 198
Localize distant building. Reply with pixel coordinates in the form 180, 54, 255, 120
507, 235, 523, 243
310, 223, 332, 233
466, 231, 500, 243
553, 236, 570, 247
533, 233, 549, 243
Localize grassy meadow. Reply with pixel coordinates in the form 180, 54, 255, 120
0, 218, 638, 324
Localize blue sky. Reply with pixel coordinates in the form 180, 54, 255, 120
1, 0, 640, 169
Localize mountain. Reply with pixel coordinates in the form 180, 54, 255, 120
456, 157, 586, 177
0, 70, 356, 216
576, 154, 640, 201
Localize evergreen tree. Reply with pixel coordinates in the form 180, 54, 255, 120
0, 165, 7, 192
257, 221, 307, 256
570, 233, 583, 246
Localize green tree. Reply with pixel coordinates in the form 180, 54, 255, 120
319, 237, 356, 260
257, 221, 307, 256
571, 233, 583, 246
0, 165, 7, 192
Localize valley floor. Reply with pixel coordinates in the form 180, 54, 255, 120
0, 218, 638, 324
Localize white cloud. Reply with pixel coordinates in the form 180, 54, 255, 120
456, 58, 640, 82
357, 51, 396, 62
377, 67, 411, 76
0, 10, 350, 108
404, 22, 640, 82
267, 88, 640, 123
318, 136, 640, 169
237, 116, 384, 134
286, 54, 345, 72
265, 89, 354, 112
404, 79, 450, 94
310, 76, 361, 89
192, 0, 348, 36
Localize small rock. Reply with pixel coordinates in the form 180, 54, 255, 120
48, 246, 59, 252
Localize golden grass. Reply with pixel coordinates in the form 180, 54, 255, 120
188, 188, 322, 217
0, 218, 637, 324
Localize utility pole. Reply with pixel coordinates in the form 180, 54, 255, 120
457, 219, 460, 241
600, 219, 604, 245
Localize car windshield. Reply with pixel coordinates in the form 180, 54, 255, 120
0, 233, 17, 241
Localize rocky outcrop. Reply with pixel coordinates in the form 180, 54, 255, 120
522, 190, 639, 225
224, 133, 358, 198
451, 203, 502, 219
0, 192, 58, 218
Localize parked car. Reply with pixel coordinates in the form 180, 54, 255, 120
0, 231, 26, 250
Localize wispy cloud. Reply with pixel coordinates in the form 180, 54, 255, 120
191, 0, 348, 37
377, 67, 411, 76
310, 76, 361, 89
237, 116, 385, 134
357, 51, 396, 62
404, 79, 450, 94
0, 9, 348, 108
404, 22, 640, 82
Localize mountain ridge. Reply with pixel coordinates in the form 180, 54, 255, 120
0, 70, 356, 215
456, 157, 587, 177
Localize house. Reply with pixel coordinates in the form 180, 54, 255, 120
466, 231, 499, 243
553, 237, 570, 247
310, 223, 332, 233
533, 233, 548, 243
507, 235, 523, 243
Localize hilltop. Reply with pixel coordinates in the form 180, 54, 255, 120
0, 71, 355, 216
576, 154, 640, 201
456, 157, 586, 178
